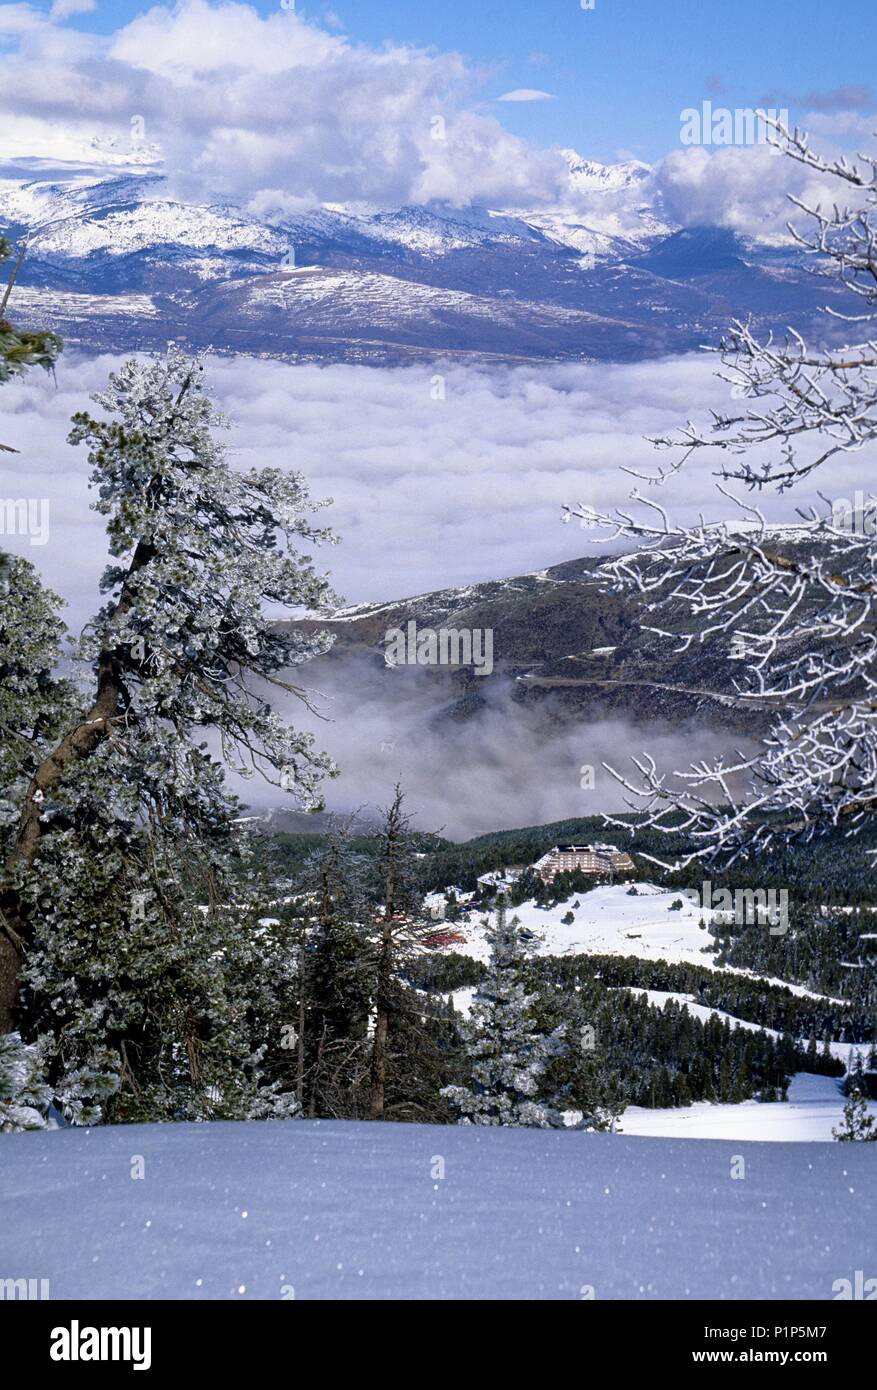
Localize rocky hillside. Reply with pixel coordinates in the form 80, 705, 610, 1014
292, 531, 833, 737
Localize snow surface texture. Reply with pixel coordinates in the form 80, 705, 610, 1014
1, 1119, 874, 1300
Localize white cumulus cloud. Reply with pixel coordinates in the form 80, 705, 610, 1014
655, 143, 848, 240
0, 0, 570, 209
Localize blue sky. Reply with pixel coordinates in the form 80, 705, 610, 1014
46, 0, 877, 163
4, 0, 873, 219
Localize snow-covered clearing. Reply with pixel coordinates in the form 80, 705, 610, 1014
1, 1118, 874, 1300
458, 883, 714, 966
619, 1071, 877, 1143
457, 883, 845, 1003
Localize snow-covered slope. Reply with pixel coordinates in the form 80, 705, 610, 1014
364, 204, 549, 254
192, 264, 644, 361
1, 1116, 873, 1299
458, 883, 728, 969
543, 150, 672, 247
562, 151, 655, 196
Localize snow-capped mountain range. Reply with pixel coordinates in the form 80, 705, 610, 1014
0, 151, 846, 364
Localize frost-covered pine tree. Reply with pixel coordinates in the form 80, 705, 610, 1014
0, 349, 339, 1121
832, 1081, 876, 1142
0, 1031, 52, 1131
285, 793, 457, 1123
295, 819, 374, 1117
366, 786, 439, 1120
442, 901, 565, 1127
0, 243, 69, 1108
0, 556, 74, 828
567, 119, 877, 870
0, 247, 70, 809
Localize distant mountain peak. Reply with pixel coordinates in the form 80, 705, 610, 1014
560, 150, 654, 193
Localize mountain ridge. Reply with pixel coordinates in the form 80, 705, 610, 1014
0, 157, 849, 365
291, 532, 835, 737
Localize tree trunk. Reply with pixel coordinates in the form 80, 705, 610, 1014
368, 922, 393, 1120
296, 950, 306, 1107
307, 1024, 327, 1119
0, 932, 20, 1036
369, 792, 402, 1120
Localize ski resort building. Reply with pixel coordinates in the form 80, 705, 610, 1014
534, 844, 635, 881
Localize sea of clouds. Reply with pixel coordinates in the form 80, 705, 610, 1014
4, 349, 875, 624
259, 650, 752, 840
7, 348, 864, 835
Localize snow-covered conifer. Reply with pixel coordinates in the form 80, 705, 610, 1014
833, 1082, 877, 1141
442, 900, 565, 1126
0, 349, 339, 1119
0, 1031, 52, 1131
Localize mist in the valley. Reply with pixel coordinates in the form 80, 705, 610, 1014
240, 652, 751, 842
0, 352, 780, 840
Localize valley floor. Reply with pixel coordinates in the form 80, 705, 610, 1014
1, 1117, 874, 1300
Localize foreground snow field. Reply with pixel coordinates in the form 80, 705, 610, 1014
2, 1119, 875, 1300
